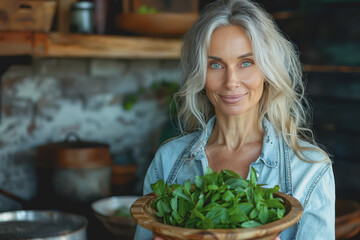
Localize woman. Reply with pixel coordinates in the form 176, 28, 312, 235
134, 0, 335, 239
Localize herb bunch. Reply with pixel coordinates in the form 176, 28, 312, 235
150, 167, 285, 229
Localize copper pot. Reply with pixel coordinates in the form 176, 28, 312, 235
37, 133, 112, 203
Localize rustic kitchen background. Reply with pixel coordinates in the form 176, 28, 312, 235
0, 0, 359, 239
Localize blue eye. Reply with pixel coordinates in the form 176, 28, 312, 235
210, 63, 222, 70
241, 61, 253, 68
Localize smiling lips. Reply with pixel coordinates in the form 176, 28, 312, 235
220, 93, 248, 104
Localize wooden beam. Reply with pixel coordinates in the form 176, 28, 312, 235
33, 32, 181, 59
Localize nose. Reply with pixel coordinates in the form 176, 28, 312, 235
225, 67, 239, 90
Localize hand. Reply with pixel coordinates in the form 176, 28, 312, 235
274, 235, 281, 240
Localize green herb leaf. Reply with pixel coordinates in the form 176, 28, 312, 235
222, 190, 235, 202
185, 179, 192, 191
170, 196, 177, 211
202, 217, 214, 229
206, 207, 228, 225
259, 206, 269, 224
150, 167, 285, 229
230, 209, 247, 223
237, 202, 254, 215
241, 220, 262, 228
195, 175, 204, 189
267, 199, 285, 209
250, 167, 257, 187
225, 178, 248, 190
151, 179, 166, 195
173, 188, 192, 203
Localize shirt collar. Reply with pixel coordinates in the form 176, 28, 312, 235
188, 116, 280, 168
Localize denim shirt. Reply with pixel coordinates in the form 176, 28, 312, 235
134, 116, 335, 240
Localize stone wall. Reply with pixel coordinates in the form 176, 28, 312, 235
0, 58, 180, 211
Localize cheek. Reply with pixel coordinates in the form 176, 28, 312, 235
205, 71, 223, 91
242, 71, 264, 92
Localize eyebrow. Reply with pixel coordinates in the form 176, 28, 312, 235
208, 52, 253, 60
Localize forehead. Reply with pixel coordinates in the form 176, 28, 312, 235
209, 25, 253, 56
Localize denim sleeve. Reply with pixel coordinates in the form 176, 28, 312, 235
133, 157, 163, 240
295, 164, 336, 240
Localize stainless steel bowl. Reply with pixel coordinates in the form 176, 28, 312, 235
92, 196, 139, 239
0, 210, 87, 240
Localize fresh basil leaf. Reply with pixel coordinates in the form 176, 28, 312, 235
193, 208, 205, 220
219, 184, 230, 193
267, 199, 285, 209
250, 167, 257, 187
195, 175, 204, 189
240, 220, 262, 228
185, 218, 198, 228
211, 193, 221, 203
202, 217, 214, 229
246, 187, 254, 204
205, 166, 213, 175
171, 210, 180, 220
160, 199, 171, 213
206, 207, 228, 225
173, 188, 192, 202
277, 208, 285, 219
237, 202, 254, 215
201, 202, 219, 212
169, 215, 175, 225
249, 208, 259, 219
157, 200, 165, 217
185, 179, 191, 191
259, 206, 269, 224
195, 196, 205, 209
207, 184, 219, 191
178, 198, 186, 218
254, 186, 264, 203
151, 179, 166, 195
271, 185, 280, 193
222, 190, 235, 202
225, 178, 248, 190
191, 191, 199, 203
222, 169, 242, 179
170, 196, 177, 211
170, 184, 182, 189
230, 209, 247, 223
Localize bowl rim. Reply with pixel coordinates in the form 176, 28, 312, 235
131, 191, 303, 239
91, 195, 140, 220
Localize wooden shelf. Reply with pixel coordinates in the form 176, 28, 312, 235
0, 32, 181, 59
1, 31, 359, 73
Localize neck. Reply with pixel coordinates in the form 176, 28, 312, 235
208, 106, 264, 150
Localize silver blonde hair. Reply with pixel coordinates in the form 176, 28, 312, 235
174, 0, 330, 163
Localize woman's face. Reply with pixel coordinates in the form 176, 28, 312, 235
206, 25, 265, 117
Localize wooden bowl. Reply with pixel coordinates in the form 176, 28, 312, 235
131, 192, 303, 240
115, 13, 199, 37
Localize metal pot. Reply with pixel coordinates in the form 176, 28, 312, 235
0, 210, 87, 240
37, 133, 112, 203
